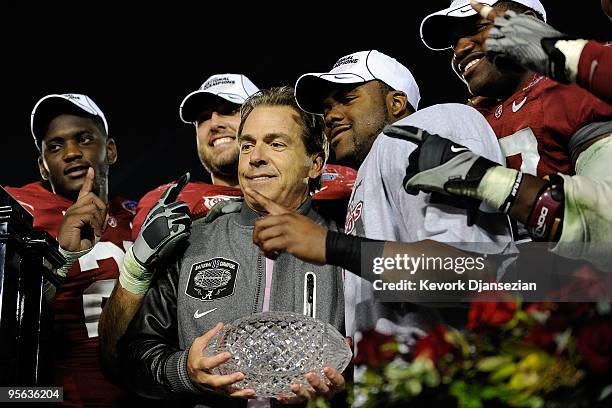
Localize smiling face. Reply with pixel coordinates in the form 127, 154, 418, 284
195, 100, 241, 178
450, 13, 528, 98
238, 105, 322, 212
321, 81, 392, 168
38, 114, 116, 201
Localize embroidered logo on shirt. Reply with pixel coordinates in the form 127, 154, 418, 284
345, 201, 363, 235
495, 104, 503, 119
121, 200, 137, 215
194, 308, 218, 319
186, 257, 239, 301
512, 97, 527, 113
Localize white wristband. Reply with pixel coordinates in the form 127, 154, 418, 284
56, 244, 96, 278
119, 246, 153, 295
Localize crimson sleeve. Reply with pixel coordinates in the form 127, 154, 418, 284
576, 41, 612, 105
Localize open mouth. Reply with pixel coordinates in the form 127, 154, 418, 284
458, 52, 486, 79
210, 136, 235, 148
64, 164, 90, 178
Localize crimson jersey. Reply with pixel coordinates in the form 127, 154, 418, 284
132, 165, 357, 239
131, 181, 242, 240
577, 41, 612, 105
475, 75, 612, 177
4, 182, 135, 407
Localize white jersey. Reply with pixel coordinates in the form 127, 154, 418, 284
344, 103, 515, 340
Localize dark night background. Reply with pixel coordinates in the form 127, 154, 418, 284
1, 1, 609, 201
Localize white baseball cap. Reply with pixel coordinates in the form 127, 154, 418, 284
295, 50, 421, 115
179, 74, 259, 124
420, 0, 547, 51
31, 93, 108, 151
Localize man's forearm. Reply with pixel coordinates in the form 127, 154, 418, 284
326, 233, 497, 283
99, 283, 145, 380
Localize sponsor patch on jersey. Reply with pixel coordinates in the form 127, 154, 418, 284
203, 195, 236, 210
185, 257, 239, 301
322, 172, 338, 181
121, 200, 137, 215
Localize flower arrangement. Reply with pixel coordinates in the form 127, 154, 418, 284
350, 299, 612, 408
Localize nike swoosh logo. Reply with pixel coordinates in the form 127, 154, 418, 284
194, 308, 217, 319
512, 97, 527, 112
450, 145, 469, 153
334, 75, 354, 80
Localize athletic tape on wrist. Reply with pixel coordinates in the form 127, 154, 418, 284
56, 237, 100, 278
119, 246, 153, 295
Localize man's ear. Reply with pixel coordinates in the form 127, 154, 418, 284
522, 9, 539, 19
308, 153, 325, 180
386, 91, 411, 119
106, 138, 117, 165
38, 156, 49, 180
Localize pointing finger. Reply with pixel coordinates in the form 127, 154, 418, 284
78, 167, 95, 200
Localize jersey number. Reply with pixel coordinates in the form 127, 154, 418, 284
80, 241, 132, 338
498, 128, 540, 175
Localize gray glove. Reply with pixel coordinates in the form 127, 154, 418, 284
486, 10, 576, 83
382, 125, 498, 196
132, 172, 192, 266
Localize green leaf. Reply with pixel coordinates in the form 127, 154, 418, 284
406, 379, 423, 396
479, 386, 500, 400
476, 355, 513, 372
489, 362, 517, 382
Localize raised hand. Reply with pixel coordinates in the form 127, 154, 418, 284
132, 172, 192, 267
58, 167, 108, 252
471, 0, 574, 83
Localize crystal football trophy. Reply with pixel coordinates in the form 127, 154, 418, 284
212, 311, 352, 397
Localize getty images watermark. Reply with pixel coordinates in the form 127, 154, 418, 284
362, 242, 612, 302
371, 253, 536, 293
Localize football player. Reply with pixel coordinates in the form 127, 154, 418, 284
415, 0, 612, 268
4, 93, 135, 406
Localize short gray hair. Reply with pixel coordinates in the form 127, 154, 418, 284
238, 86, 328, 191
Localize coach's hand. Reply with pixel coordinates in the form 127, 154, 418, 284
244, 188, 327, 264
277, 367, 345, 404
383, 125, 498, 198
58, 167, 107, 252
186, 323, 255, 399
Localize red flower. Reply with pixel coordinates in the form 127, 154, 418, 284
414, 324, 454, 363
354, 330, 397, 368
524, 323, 556, 351
578, 320, 612, 374
468, 300, 517, 331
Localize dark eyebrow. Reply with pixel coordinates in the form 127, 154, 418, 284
44, 130, 95, 145
240, 133, 292, 143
